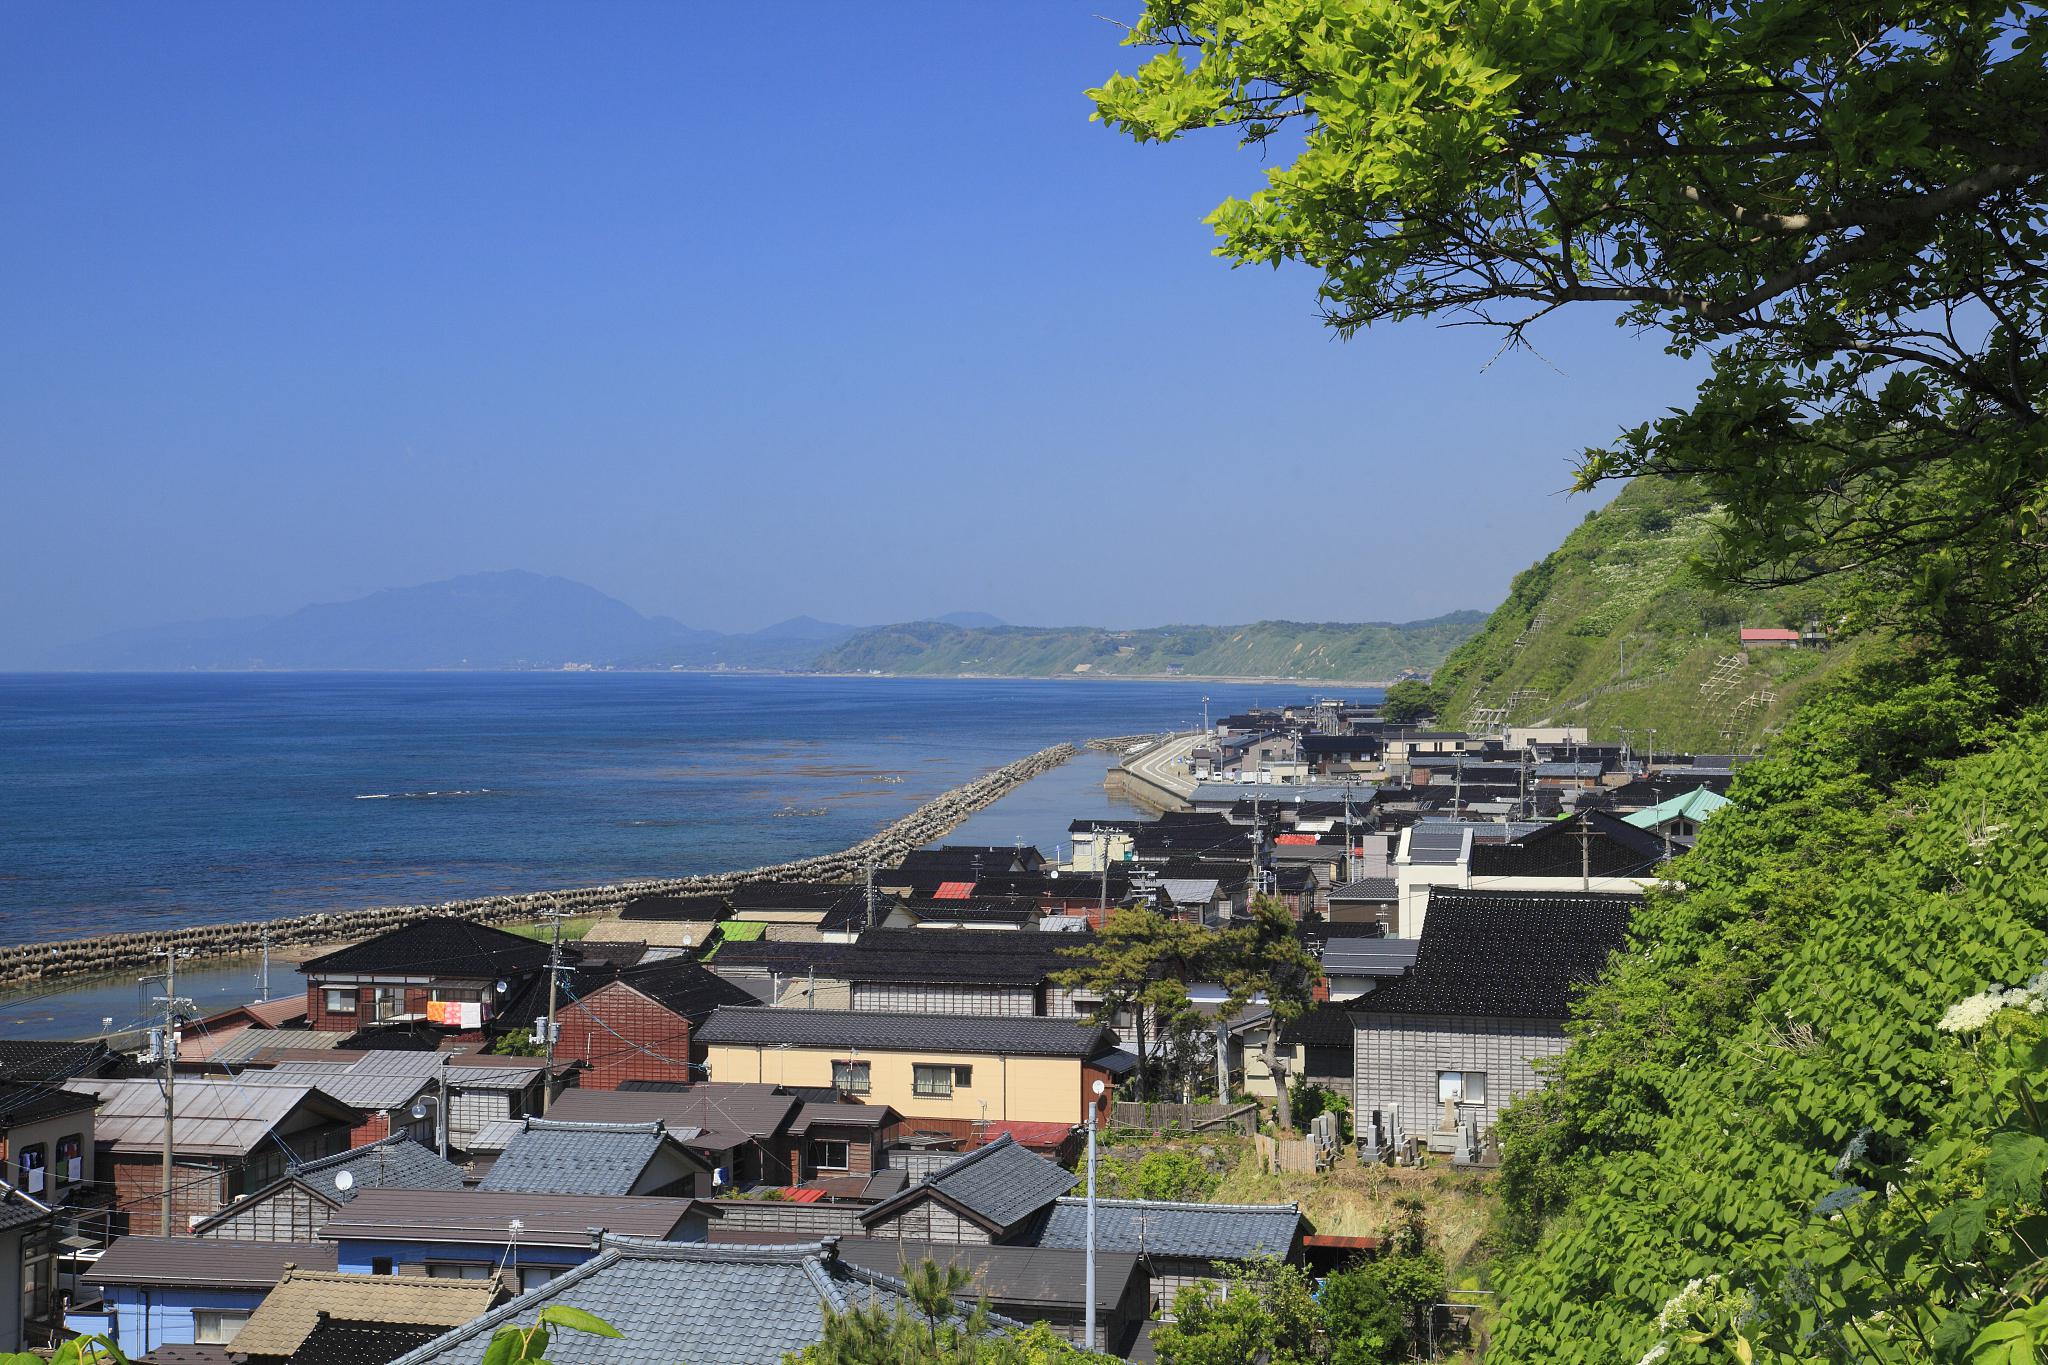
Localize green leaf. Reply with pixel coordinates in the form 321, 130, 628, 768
537, 1304, 623, 1339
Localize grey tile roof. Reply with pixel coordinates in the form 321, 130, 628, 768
861, 1134, 1076, 1233
696, 1008, 1114, 1058
84, 1236, 335, 1288
294, 1134, 467, 1200
546, 1084, 800, 1144
386, 1238, 931, 1365
1348, 889, 1637, 1019
1329, 877, 1397, 902
294, 1317, 448, 1365
477, 1120, 702, 1196
1033, 1197, 1305, 1261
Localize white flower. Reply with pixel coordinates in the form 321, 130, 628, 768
1635, 1344, 1669, 1365
1939, 988, 2020, 1033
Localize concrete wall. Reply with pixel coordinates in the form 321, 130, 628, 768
705, 1045, 1089, 1126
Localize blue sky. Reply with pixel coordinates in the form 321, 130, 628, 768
0, 4, 1704, 664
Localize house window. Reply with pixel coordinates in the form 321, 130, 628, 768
913, 1064, 956, 1098
371, 986, 404, 1021
371, 1257, 395, 1276
426, 1262, 494, 1280
810, 1139, 850, 1171
1437, 1071, 1488, 1106
56, 1135, 81, 1187
520, 1266, 559, 1293
194, 1311, 249, 1345
16, 1144, 44, 1195
831, 1060, 870, 1094
323, 987, 357, 1014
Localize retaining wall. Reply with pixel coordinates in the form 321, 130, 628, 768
0, 743, 1079, 991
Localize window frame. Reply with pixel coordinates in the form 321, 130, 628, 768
1436, 1070, 1488, 1106
16, 1144, 45, 1196
912, 1064, 955, 1098
55, 1134, 81, 1188
809, 1139, 851, 1171
322, 986, 358, 1015
424, 1261, 495, 1280
831, 1060, 870, 1095
193, 1311, 250, 1345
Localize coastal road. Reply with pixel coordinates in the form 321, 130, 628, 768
1119, 732, 1203, 804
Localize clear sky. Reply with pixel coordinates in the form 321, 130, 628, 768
1, 4, 1705, 665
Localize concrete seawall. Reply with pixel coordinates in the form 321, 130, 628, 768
0, 742, 1080, 991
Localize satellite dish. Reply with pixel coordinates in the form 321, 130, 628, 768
334, 1171, 355, 1193
494, 980, 509, 994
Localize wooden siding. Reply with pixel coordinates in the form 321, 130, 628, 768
558, 982, 695, 1090
850, 984, 1036, 1017
195, 1184, 332, 1242
862, 1195, 992, 1245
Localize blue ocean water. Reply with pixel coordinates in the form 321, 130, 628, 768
0, 672, 1363, 947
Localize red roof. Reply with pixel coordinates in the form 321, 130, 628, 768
979, 1120, 1079, 1153
1740, 628, 1800, 642
1275, 834, 1319, 846
932, 882, 975, 900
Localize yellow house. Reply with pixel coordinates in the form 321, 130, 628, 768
695, 1008, 1129, 1128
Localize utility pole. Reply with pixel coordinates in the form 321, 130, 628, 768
1580, 820, 1592, 891
542, 910, 563, 1115
864, 858, 876, 930
1343, 785, 1356, 884
1201, 696, 1210, 733
1098, 831, 1109, 924
259, 929, 271, 1003
152, 949, 191, 1236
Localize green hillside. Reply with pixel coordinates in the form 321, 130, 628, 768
1427, 479, 1871, 750
809, 613, 1486, 682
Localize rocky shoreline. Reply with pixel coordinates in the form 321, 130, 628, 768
0, 742, 1080, 991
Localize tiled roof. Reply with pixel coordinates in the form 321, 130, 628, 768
786, 1102, 896, 1134
294, 1317, 449, 1365
1033, 1197, 1305, 1261
477, 1120, 702, 1196
835, 1237, 1142, 1312
299, 919, 550, 980
61, 1078, 359, 1156
230, 1267, 510, 1360
385, 1237, 931, 1365
1349, 889, 1637, 1020
861, 1134, 1076, 1233
0, 1081, 98, 1127
1329, 877, 1397, 902
1279, 1003, 1357, 1049
618, 892, 731, 923
1622, 785, 1731, 828
696, 1008, 1115, 1059
84, 1236, 333, 1288
292, 1134, 466, 1201
0, 1038, 118, 1082
316, 1188, 704, 1247
0, 1195, 49, 1236
1466, 810, 1668, 880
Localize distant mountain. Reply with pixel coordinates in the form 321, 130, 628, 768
41, 572, 711, 671
931, 611, 1006, 629
749, 616, 862, 642
810, 613, 1487, 682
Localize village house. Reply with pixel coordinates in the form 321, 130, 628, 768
1622, 785, 1731, 850
695, 1009, 1129, 1128
475, 1118, 713, 1198
833, 1238, 1147, 1354
856, 1134, 1076, 1244
543, 1084, 805, 1188
298, 920, 556, 1035
191, 1133, 465, 1243
68, 1236, 333, 1355
316, 1188, 713, 1286
229, 1050, 551, 1153
60, 1078, 362, 1236
580, 891, 730, 958
1349, 888, 1639, 1152
380, 1237, 945, 1365
540, 956, 759, 1090
1031, 1197, 1309, 1322
228, 1265, 512, 1362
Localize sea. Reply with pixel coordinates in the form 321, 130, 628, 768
0, 672, 1376, 1037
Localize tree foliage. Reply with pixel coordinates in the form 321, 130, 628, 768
789, 1258, 1115, 1364
1378, 679, 1435, 725
1093, 0, 2048, 663
1154, 1259, 1323, 1365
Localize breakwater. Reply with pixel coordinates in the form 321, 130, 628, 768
0, 742, 1079, 991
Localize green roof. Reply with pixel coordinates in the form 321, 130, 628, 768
1622, 786, 1730, 829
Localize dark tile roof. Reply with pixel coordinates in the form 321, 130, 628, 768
477, 1120, 700, 1196
0, 1080, 98, 1127
300, 920, 550, 980
835, 1237, 1143, 1313
296, 1317, 448, 1365
602, 958, 760, 1021
0, 1194, 49, 1236
618, 892, 731, 923
0, 1038, 120, 1082
294, 1134, 467, 1201
1279, 1003, 1356, 1049
1466, 810, 1667, 880
386, 1237, 934, 1365
1032, 1197, 1305, 1261
728, 882, 861, 914
85, 1236, 335, 1288
317, 1189, 703, 1247
696, 1008, 1115, 1059
861, 1134, 1076, 1233
1329, 877, 1398, 903
1350, 889, 1637, 1020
